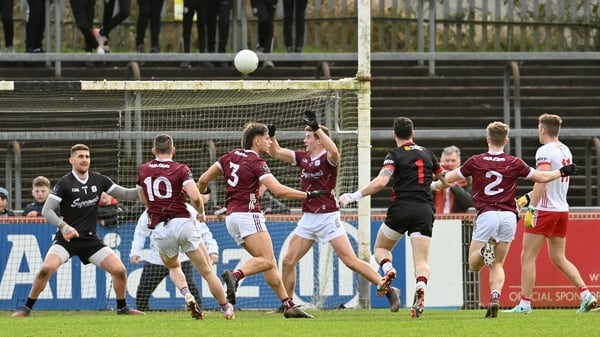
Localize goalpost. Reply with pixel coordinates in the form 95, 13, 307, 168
0, 0, 372, 312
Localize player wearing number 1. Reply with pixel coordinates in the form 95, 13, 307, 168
137, 134, 234, 320
198, 122, 328, 318
339, 117, 447, 319
444, 121, 580, 319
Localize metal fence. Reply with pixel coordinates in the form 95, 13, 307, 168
4, 0, 599, 54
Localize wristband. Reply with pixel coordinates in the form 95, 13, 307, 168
349, 191, 363, 202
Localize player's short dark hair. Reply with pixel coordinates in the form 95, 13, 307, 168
538, 113, 562, 137
154, 134, 174, 154
242, 122, 267, 150
393, 117, 414, 139
71, 144, 89, 155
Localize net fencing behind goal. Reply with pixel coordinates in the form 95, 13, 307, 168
0, 80, 362, 311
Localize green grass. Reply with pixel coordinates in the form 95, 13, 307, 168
2, 308, 598, 337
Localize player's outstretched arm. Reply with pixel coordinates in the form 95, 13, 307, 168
266, 124, 295, 164
339, 169, 391, 207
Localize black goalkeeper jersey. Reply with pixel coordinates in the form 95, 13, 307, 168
383, 142, 442, 204
49, 171, 116, 238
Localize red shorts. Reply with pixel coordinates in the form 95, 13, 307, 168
524, 210, 568, 237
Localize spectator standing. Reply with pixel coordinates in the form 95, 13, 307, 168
135, 0, 164, 53
180, 0, 209, 68
206, 0, 232, 54
96, 0, 131, 51
282, 0, 307, 53
433, 145, 473, 213
1, 0, 14, 52
70, 0, 105, 54
251, 0, 277, 67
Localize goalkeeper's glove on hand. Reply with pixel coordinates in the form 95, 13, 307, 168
306, 190, 330, 199
338, 191, 363, 207
302, 110, 320, 131
524, 206, 536, 228
559, 164, 578, 177
517, 193, 530, 208
267, 124, 276, 137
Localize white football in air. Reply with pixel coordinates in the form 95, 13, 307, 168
234, 49, 259, 75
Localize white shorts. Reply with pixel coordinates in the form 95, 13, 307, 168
295, 212, 345, 243
151, 217, 202, 258
226, 212, 268, 245
472, 211, 517, 243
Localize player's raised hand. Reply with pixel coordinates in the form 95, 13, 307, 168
267, 124, 276, 137
58, 221, 79, 242
559, 163, 578, 177
303, 110, 320, 131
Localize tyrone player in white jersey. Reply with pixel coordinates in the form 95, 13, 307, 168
444, 121, 579, 318
505, 113, 597, 314
268, 111, 399, 312
11, 144, 143, 317
137, 134, 233, 320
198, 122, 328, 318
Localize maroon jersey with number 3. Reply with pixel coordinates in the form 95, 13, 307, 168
458, 152, 534, 215
294, 150, 337, 213
217, 149, 272, 215
137, 159, 193, 227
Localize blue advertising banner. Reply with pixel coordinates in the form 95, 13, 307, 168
0, 219, 406, 311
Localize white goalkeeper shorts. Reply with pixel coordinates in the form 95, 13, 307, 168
295, 211, 345, 243
472, 210, 517, 243
151, 217, 202, 258
226, 212, 268, 245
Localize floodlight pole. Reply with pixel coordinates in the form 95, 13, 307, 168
356, 0, 372, 309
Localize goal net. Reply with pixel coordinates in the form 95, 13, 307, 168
0, 79, 362, 312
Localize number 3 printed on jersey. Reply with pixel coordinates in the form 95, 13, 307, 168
227, 162, 240, 187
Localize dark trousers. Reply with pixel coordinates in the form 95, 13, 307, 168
25, 0, 43, 51
135, 260, 202, 311
1, 0, 14, 48
101, 0, 131, 37
182, 0, 208, 53
250, 0, 277, 52
70, 0, 97, 52
135, 0, 164, 48
206, 0, 232, 53
282, 0, 307, 49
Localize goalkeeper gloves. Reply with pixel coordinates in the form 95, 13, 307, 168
516, 193, 530, 208
523, 206, 536, 228
303, 110, 320, 131
267, 124, 276, 137
306, 190, 330, 199
559, 164, 578, 177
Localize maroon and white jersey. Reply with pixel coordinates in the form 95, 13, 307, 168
217, 149, 271, 215
294, 149, 337, 213
458, 152, 534, 215
137, 159, 192, 227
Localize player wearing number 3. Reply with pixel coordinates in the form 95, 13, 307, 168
198, 122, 327, 318
443, 121, 579, 319
12, 144, 143, 317
137, 134, 234, 320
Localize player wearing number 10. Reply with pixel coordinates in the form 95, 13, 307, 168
444, 121, 580, 319
136, 134, 234, 320
198, 122, 327, 318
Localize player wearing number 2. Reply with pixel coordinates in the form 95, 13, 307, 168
268, 111, 400, 312
443, 121, 579, 319
11, 144, 143, 317
137, 134, 234, 320
504, 113, 597, 314
339, 117, 447, 319
198, 122, 328, 318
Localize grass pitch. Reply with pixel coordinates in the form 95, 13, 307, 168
2, 308, 598, 337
